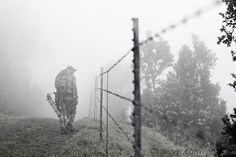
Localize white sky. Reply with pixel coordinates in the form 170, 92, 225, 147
0, 0, 235, 118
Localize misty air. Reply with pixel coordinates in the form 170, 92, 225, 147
0, 0, 236, 157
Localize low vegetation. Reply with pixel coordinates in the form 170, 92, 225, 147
0, 115, 214, 157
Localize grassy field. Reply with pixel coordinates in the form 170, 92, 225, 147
0, 115, 213, 157
0, 115, 73, 157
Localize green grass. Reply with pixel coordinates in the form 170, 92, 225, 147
0, 115, 214, 157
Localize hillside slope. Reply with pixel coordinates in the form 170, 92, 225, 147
0, 115, 213, 157
0, 115, 73, 157
62, 119, 212, 157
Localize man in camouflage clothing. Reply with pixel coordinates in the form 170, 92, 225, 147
55, 66, 78, 133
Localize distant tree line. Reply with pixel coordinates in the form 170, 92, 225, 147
216, 0, 236, 156
141, 34, 226, 147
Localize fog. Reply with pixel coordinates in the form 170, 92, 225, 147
0, 0, 235, 120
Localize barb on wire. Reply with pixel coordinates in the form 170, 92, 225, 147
140, 0, 222, 45
99, 49, 133, 77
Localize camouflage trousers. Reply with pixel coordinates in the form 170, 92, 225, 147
55, 91, 77, 131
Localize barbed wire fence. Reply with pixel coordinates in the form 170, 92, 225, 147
140, 0, 221, 46
88, 1, 221, 157
95, 47, 135, 157
88, 77, 99, 119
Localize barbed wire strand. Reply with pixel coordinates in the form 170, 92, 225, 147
98, 88, 133, 102
100, 103, 141, 154
139, 0, 222, 46
97, 88, 155, 116
101, 104, 132, 142
95, 90, 135, 146
96, 97, 147, 153
98, 49, 133, 77
95, 91, 141, 154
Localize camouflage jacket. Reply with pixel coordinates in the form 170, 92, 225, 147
55, 69, 77, 98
